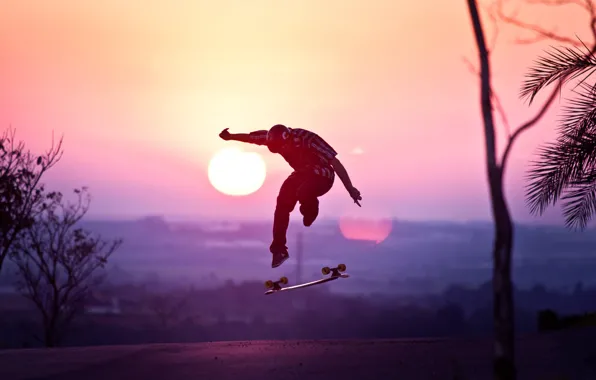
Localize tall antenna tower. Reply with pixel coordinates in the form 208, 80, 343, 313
296, 231, 303, 284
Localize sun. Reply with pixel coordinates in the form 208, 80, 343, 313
208, 147, 267, 196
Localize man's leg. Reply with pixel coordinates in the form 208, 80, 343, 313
270, 172, 300, 268
297, 174, 334, 227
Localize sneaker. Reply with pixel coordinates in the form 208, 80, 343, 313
271, 251, 289, 268
270, 243, 290, 268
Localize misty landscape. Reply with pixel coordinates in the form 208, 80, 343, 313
2, 216, 595, 349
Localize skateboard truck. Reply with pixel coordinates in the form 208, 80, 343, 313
264, 276, 288, 291
321, 263, 347, 277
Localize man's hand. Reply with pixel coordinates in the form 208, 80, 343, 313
348, 186, 362, 207
219, 128, 232, 141
329, 157, 362, 207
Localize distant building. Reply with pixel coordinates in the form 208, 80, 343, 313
85, 296, 121, 315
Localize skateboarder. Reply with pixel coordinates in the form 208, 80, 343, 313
219, 124, 362, 268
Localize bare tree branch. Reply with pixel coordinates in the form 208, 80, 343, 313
11, 187, 122, 347
485, 0, 502, 53
0, 126, 64, 273
501, 78, 566, 173
515, 30, 584, 47
493, 89, 513, 137
463, 56, 480, 75
494, 0, 593, 47
527, 0, 588, 9
514, 34, 583, 46
586, 0, 596, 42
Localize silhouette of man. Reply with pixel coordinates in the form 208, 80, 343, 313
219, 124, 362, 268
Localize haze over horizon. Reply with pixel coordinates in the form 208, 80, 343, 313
1, 1, 590, 226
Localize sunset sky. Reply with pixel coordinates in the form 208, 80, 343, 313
0, 0, 592, 223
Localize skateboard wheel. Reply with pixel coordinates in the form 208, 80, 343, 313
280, 276, 288, 285
338, 264, 346, 272
265, 280, 274, 289
322, 266, 331, 275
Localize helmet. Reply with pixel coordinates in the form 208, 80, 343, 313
266, 124, 290, 153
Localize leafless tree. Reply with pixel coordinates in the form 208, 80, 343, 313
464, 0, 596, 379
10, 187, 122, 347
0, 126, 63, 273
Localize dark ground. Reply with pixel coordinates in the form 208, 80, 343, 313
2, 328, 596, 380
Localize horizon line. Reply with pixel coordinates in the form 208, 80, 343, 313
81, 214, 575, 229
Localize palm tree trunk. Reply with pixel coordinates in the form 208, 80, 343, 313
489, 167, 516, 380
467, 1, 517, 378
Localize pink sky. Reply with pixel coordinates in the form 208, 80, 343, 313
0, 1, 591, 223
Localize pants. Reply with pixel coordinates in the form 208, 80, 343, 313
272, 171, 334, 247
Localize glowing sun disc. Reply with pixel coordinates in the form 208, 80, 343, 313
208, 147, 266, 196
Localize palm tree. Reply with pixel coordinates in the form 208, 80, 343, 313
522, 43, 596, 230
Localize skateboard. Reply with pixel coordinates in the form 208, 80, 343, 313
264, 264, 349, 295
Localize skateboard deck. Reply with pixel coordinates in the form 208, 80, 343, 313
264, 264, 349, 295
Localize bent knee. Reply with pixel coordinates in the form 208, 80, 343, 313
299, 197, 319, 208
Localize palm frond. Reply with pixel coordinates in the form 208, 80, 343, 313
556, 83, 596, 177
520, 45, 596, 105
525, 142, 578, 216
559, 82, 596, 140
525, 88, 596, 217
560, 171, 596, 230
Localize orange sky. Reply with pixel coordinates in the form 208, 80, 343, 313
0, 0, 592, 223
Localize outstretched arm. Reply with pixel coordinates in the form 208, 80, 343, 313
330, 157, 362, 207
219, 128, 268, 145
